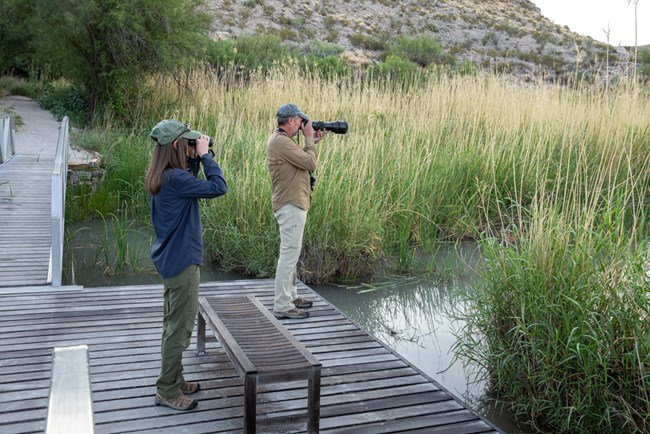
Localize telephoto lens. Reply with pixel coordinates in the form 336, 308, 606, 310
311, 121, 348, 134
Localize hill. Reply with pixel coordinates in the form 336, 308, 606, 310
208, 0, 633, 79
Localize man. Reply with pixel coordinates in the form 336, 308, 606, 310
266, 103, 327, 319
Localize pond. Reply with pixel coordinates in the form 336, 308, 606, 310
64, 222, 528, 433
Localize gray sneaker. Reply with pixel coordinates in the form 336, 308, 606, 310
292, 297, 313, 308
273, 308, 309, 319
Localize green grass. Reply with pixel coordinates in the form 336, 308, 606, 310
456, 206, 649, 433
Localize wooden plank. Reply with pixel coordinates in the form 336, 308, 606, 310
0, 152, 53, 287
0, 281, 502, 433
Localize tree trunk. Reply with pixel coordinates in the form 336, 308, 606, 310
87, 88, 96, 125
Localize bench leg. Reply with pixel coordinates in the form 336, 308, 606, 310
307, 367, 321, 434
244, 373, 257, 434
197, 313, 206, 356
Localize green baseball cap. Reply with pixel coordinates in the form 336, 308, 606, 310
150, 119, 201, 146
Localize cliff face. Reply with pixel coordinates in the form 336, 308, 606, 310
210, 0, 631, 77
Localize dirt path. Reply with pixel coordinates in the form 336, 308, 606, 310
0, 95, 61, 157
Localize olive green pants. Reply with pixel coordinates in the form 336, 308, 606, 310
156, 264, 200, 398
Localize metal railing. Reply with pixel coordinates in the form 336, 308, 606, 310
46, 345, 95, 434
49, 116, 69, 287
0, 115, 16, 164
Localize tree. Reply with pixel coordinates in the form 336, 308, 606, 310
0, 0, 37, 76
31, 0, 214, 121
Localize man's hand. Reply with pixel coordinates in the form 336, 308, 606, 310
302, 119, 315, 139
314, 129, 328, 144
301, 120, 328, 143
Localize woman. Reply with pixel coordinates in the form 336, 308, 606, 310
145, 119, 227, 411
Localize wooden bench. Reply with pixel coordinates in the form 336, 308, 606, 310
197, 295, 321, 433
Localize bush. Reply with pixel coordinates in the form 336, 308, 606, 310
304, 40, 344, 58
349, 33, 386, 51
233, 34, 290, 69
388, 35, 455, 67
300, 55, 351, 79
38, 80, 87, 126
366, 55, 420, 84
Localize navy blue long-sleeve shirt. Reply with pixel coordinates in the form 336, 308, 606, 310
150, 154, 227, 279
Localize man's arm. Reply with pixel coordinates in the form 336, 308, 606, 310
277, 135, 317, 171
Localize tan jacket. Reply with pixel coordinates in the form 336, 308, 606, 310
266, 130, 317, 212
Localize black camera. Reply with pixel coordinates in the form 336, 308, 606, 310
309, 172, 316, 191
302, 119, 348, 134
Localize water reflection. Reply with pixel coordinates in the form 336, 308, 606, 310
314, 279, 482, 398
312, 243, 529, 434
63, 219, 241, 287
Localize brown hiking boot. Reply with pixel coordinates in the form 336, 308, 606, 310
181, 382, 200, 395
292, 297, 313, 308
273, 308, 309, 319
154, 393, 198, 411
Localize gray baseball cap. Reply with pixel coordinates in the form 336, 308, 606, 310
276, 103, 309, 121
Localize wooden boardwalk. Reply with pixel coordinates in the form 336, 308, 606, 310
0, 279, 501, 434
0, 153, 54, 287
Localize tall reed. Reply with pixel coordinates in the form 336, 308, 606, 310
453, 113, 649, 432
115, 67, 649, 283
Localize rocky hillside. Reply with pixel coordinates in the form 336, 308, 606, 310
209, 0, 633, 79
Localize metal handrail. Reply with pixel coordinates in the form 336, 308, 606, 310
0, 115, 16, 164
49, 116, 69, 287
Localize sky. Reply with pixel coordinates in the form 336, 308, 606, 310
531, 0, 649, 47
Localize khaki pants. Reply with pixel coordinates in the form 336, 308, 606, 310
156, 264, 200, 398
273, 204, 307, 312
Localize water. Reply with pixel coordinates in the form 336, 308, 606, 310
312, 281, 527, 433
311, 244, 529, 434
64, 222, 527, 432
63, 219, 241, 286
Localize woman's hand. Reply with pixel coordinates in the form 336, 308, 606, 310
195, 135, 210, 157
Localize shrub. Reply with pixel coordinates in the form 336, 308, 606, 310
349, 33, 386, 51
300, 55, 351, 79
324, 15, 337, 28
388, 35, 454, 67
304, 40, 344, 58
38, 80, 87, 126
366, 55, 419, 84
233, 34, 290, 69
277, 27, 298, 41
205, 39, 237, 67
325, 30, 339, 43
